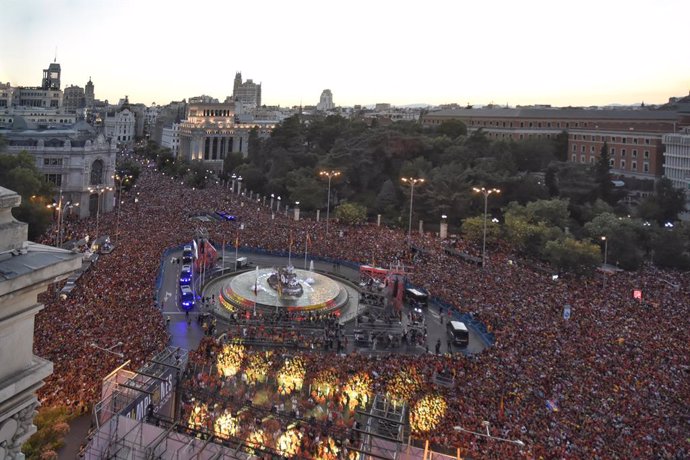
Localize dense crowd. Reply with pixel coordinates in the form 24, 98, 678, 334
33, 157, 689, 459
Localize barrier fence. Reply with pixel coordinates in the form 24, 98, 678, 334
155, 242, 495, 347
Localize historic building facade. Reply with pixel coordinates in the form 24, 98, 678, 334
317, 89, 334, 111
232, 72, 261, 108
177, 102, 274, 171
0, 186, 81, 458
161, 122, 180, 157
422, 108, 685, 180
3, 128, 116, 219
104, 107, 136, 145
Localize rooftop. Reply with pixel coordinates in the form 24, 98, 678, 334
426, 107, 681, 120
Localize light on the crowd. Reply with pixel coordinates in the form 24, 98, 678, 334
245, 351, 273, 384
276, 428, 303, 457
213, 409, 239, 438
216, 344, 245, 377
277, 356, 305, 395
342, 372, 372, 410
410, 394, 447, 434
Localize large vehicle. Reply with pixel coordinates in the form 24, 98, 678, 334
180, 264, 193, 285
180, 285, 195, 310
182, 244, 193, 265
447, 320, 469, 347
405, 287, 429, 308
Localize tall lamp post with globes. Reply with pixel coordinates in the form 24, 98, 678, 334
319, 170, 341, 236
113, 172, 132, 244
472, 187, 500, 269
601, 236, 608, 266
401, 177, 425, 243
88, 185, 112, 240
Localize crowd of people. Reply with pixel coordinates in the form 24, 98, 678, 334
33, 156, 689, 459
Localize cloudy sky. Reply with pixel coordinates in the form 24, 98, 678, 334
1, 0, 688, 107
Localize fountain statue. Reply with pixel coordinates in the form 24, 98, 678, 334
267, 266, 304, 297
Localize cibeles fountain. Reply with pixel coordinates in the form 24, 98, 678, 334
218, 264, 350, 315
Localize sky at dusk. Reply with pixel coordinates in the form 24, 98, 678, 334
1, 0, 688, 108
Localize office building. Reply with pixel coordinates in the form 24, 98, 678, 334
317, 89, 334, 111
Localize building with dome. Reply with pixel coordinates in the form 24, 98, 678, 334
1, 120, 116, 219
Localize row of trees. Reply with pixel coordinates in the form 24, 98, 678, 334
227, 115, 688, 271
461, 198, 690, 272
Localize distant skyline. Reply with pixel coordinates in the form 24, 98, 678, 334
1, 0, 689, 108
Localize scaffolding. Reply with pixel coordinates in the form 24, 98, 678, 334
353, 394, 408, 460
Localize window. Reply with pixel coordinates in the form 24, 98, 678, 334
571, 154, 577, 161
90, 159, 104, 185
632, 161, 637, 170
45, 174, 62, 186
589, 157, 595, 163
591, 146, 595, 153
609, 159, 614, 166
632, 150, 637, 158
580, 155, 586, 163
644, 151, 649, 159
43, 158, 63, 166
581, 145, 586, 152
633, 138, 638, 144
622, 137, 627, 144
620, 160, 626, 169
610, 147, 615, 155
645, 139, 650, 145
621, 149, 626, 157
643, 164, 649, 172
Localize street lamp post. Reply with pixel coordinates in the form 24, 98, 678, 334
401, 177, 425, 243
601, 236, 608, 266
88, 186, 112, 239
472, 187, 500, 269
113, 173, 132, 244
319, 170, 341, 236
48, 195, 78, 247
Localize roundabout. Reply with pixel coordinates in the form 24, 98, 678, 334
217, 266, 350, 315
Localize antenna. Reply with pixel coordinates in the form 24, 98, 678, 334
54, 46, 57, 62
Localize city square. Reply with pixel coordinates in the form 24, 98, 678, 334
1, 3, 690, 459
10, 159, 682, 459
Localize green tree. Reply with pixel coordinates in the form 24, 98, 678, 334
0, 151, 55, 240
335, 202, 367, 225
543, 237, 600, 275
584, 213, 644, 270
552, 130, 569, 161
436, 119, 467, 139
511, 139, 558, 172
637, 177, 687, 224
595, 141, 614, 204
651, 225, 690, 269
461, 215, 500, 245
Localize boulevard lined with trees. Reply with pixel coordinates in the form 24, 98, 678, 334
135, 115, 689, 272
